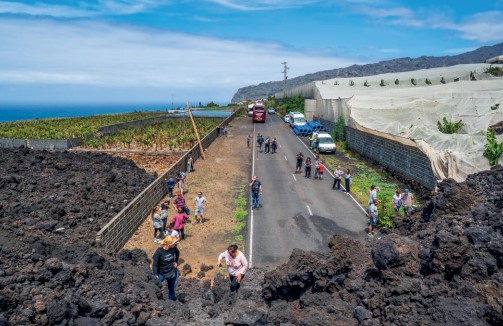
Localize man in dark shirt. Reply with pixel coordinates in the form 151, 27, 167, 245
295, 152, 304, 173
152, 236, 180, 301
249, 175, 263, 209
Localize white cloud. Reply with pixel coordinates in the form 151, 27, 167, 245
448, 11, 503, 43
0, 18, 361, 100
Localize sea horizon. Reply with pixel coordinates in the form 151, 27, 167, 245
0, 101, 228, 123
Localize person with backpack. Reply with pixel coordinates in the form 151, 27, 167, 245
152, 236, 180, 301
264, 136, 271, 154
257, 134, 264, 153
249, 175, 262, 209
271, 137, 278, 153
166, 177, 176, 198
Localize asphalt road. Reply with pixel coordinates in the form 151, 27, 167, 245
247, 114, 367, 269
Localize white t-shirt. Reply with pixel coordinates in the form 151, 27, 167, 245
165, 229, 180, 238
194, 196, 207, 208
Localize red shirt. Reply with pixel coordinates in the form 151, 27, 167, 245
172, 213, 189, 229
319, 164, 325, 173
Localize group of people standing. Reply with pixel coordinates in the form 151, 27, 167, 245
254, 133, 278, 154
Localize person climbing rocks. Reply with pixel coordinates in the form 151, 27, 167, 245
368, 185, 378, 208
393, 189, 402, 216
216, 244, 248, 293
152, 236, 180, 301
402, 188, 415, 216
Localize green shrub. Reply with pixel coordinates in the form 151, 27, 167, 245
380, 79, 386, 87
483, 129, 503, 166
425, 78, 432, 85
411, 78, 417, 86
491, 103, 500, 110
333, 116, 346, 141
394, 79, 399, 85
484, 66, 503, 76
437, 117, 464, 134
349, 80, 354, 86
334, 81, 339, 85
364, 80, 370, 87
440, 77, 446, 84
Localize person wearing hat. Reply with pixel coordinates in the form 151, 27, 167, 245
401, 188, 415, 216
152, 236, 180, 301
216, 244, 248, 292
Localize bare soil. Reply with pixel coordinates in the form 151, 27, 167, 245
123, 114, 252, 280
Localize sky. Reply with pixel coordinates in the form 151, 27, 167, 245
0, 0, 502, 104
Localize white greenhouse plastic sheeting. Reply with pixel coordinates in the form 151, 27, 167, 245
316, 64, 503, 182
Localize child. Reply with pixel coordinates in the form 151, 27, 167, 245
318, 161, 325, 180
152, 207, 163, 243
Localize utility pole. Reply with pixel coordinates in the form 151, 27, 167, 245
171, 94, 174, 110
281, 62, 290, 94
186, 102, 205, 160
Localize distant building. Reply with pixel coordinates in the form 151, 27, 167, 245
485, 55, 503, 64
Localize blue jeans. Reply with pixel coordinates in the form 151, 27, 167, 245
158, 270, 178, 301
251, 191, 260, 208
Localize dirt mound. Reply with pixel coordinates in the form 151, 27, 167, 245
1, 147, 502, 325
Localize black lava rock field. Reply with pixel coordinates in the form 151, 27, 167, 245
1, 148, 502, 325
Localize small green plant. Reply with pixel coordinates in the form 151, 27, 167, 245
437, 117, 464, 134
484, 66, 503, 76
425, 78, 432, 85
377, 197, 394, 228
334, 81, 339, 85
491, 103, 500, 110
483, 129, 503, 166
411, 78, 417, 86
454, 77, 460, 82
380, 79, 386, 87
333, 116, 346, 141
231, 188, 248, 242
349, 80, 354, 86
440, 77, 446, 84
364, 80, 370, 87
394, 79, 399, 85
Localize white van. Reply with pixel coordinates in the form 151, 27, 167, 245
289, 113, 307, 128
313, 132, 336, 153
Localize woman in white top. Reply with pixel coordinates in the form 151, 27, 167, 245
393, 190, 402, 216
216, 244, 248, 292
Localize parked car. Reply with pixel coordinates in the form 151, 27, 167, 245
284, 113, 291, 123
248, 107, 254, 117
289, 113, 307, 128
267, 107, 276, 114
313, 132, 336, 153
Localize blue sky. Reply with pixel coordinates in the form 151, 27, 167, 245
0, 0, 502, 103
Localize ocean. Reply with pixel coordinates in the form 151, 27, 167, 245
0, 102, 229, 123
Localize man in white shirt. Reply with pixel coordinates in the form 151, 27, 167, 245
194, 192, 208, 224
216, 244, 248, 292
164, 223, 180, 240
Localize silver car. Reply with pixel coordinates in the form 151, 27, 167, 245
284, 113, 291, 123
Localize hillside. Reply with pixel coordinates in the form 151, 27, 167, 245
231, 42, 503, 103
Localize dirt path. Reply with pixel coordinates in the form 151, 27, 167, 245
124, 114, 252, 280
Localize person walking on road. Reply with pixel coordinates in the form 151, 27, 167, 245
344, 168, 352, 194
246, 135, 251, 148
194, 192, 208, 224
250, 175, 262, 209
332, 165, 343, 190
257, 134, 264, 153
172, 207, 190, 241
271, 137, 278, 153
264, 136, 271, 154
295, 152, 304, 173
152, 236, 180, 301
304, 157, 312, 178
216, 244, 248, 293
